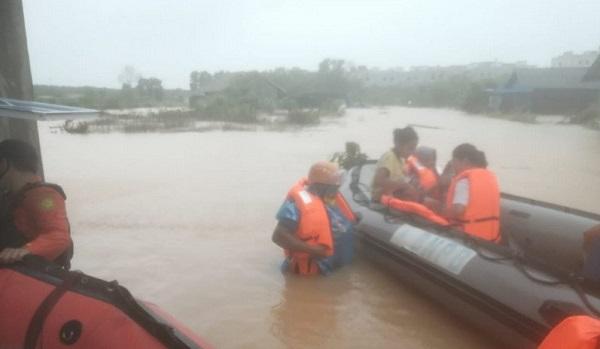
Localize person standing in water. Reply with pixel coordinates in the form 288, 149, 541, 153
272, 161, 356, 276
371, 127, 419, 202
0, 139, 73, 268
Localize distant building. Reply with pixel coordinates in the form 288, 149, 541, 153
551, 48, 599, 68
349, 61, 533, 87
356, 68, 405, 87
490, 55, 600, 114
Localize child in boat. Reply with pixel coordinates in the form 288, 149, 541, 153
406, 146, 440, 201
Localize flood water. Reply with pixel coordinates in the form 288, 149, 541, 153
38, 107, 600, 348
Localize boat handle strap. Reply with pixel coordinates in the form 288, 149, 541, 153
24, 271, 81, 349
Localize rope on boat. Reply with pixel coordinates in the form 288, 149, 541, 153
348, 162, 600, 317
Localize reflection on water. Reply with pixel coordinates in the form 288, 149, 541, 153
270, 276, 342, 348
38, 107, 600, 348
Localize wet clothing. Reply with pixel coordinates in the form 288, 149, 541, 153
538, 315, 600, 349
277, 185, 354, 275
0, 181, 72, 267
372, 149, 407, 200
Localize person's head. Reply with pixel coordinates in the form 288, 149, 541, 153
415, 146, 437, 169
345, 142, 360, 156
0, 139, 40, 191
307, 161, 341, 199
451, 143, 488, 174
393, 127, 418, 159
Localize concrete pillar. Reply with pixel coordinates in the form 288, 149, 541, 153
0, 0, 43, 176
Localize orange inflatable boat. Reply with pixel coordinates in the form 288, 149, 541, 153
0, 256, 211, 349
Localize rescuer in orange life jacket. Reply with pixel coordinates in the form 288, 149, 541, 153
441, 143, 501, 243
538, 315, 600, 349
271, 161, 356, 276
0, 139, 73, 268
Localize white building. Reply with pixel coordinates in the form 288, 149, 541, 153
551, 48, 600, 68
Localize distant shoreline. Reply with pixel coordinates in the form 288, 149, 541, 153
59, 105, 599, 135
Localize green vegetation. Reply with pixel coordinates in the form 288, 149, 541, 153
34, 65, 186, 109
461, 81, 499, 114
65, 110, 196, 134
34, 84, 187, 110
573, 101, 600, 129
189, 59, 358, 123
360, 76, 502, 113
42, 60, 523, 134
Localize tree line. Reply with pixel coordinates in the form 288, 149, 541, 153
35, 60, 504, 119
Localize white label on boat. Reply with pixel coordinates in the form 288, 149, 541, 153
390, 224, 476, 275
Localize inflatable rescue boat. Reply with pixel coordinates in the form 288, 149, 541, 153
0, 256, 211, 349
340, 161, 600, 349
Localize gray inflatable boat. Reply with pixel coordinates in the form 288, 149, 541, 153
340, 161, 600, 348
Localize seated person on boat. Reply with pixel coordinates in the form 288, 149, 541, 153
0, 139, 73, 268
272, 161, 356, 276
330, 142, 368, 170
371, 127, 419, 202
379, 143, 451, 226
443, 143, 501, 243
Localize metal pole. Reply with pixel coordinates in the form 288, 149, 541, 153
0, 0, 43, 177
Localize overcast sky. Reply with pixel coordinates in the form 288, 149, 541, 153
23, 0, 600, 89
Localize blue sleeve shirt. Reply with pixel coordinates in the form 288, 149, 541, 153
275, 199, 300, 232
275, 197, 355, 274
275, 199, 353, 237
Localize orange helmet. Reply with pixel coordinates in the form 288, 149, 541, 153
307, 161, 341, 186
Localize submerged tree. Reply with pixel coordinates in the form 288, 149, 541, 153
190, 71, 213, 93
118, 65, 141, 89
137, 77, 164, 101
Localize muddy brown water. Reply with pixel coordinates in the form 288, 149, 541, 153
38, 107, 600, 348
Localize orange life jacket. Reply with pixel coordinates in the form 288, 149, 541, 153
284, 178, 356, 275
381, 195, 449, 226
406, 155, 438, 192
446, 168, 501, 242
538, 316, 600, 349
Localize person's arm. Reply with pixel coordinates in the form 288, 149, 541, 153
0, 194, 30, 263
444, 178, 468, 219
423, 197, 442, 213
0, 247, 30, 264
439, 160, 455, 187
22, 188, 71, 261
271, 223, 328, 257
373, 167, 415, 197
446, 203, 466, 219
